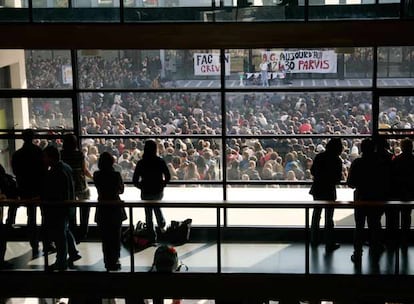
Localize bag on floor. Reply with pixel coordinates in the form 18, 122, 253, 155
150, 244, 188, 273
163, 218, 192, 245
133, 220, 154, 248
122, 221, 154, 251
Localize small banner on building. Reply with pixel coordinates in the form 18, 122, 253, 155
194, 53, 231, 76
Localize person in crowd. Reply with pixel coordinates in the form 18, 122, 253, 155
93, 152, 126, 271
347, 138, 385, 265
61, 133, 93, 242
11, 129, 46, 258
227, 160, 241, 181
309, 138, 343, 252
259, 57, 270, 87
0, 164, 18, 268
41, 145, 81, 271
390, 138, 414, 249
133, 140, 171, 243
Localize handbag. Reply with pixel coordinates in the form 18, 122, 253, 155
163, 218, 192, 245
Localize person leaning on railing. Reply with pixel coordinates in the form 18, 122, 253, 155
389, 138, 414, 249
11, 129, 47, 258
93, 151, 126, 272
309, 138, 343, 253
347, 138, 387, 266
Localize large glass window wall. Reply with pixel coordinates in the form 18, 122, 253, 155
0, 0, 412, 22
0, 47, 413, 227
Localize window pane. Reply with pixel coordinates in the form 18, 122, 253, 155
226, 137, 364, 182
0, 98, 73, 131
80, 92, 221, 135
24, 50, 72, 89
32, 0, 120, 22
227, 48, 373, 89
0, 8, 28, 22
308, 2, 399, 19
226, 92, 372, 135
377, 47, 414, 87
81, 137, 222, 181
379, 96, 414, 133
124, 2, 304, 22
30, 98, 74, 130
226, 186, 354, 226
77, 49, 221, 89
0, 0, 28, 21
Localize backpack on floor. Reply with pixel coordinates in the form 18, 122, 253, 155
150, 245, 188, 273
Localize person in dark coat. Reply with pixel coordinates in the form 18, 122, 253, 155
93, 152, 125, 271
11, 129, 46, 258
390, 138, 414, 249
133, 140, 171, 243
42, 145, 80, 271
347, 138, 385, 265
0, 164, 18, 268
310, 138, 343, 252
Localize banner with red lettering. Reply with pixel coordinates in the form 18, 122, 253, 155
261, 50, 337, 73
194, 53, 230, 76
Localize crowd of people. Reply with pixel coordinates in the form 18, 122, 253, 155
1, 129, 414, 272
21, 53, 414, 188
26, 53, 167, 90
24, 87, 414, 187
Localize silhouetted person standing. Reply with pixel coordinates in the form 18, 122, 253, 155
310, 138, 343, 252
93, 152, 125, 271
375, 137, 393, 248
61, 133, 92, 242
347, 138, 385, 265
133, 140, 171, 243
390, 138, 414, 249
42, 145, 80, 271
0, 163, 18, 268
11, 129, 46, 258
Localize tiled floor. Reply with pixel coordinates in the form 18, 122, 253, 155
3, 241, 411, 275
2, 240, 410, 304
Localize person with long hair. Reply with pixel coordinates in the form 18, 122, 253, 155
93, 152, 125, 271
133, 140, 171, 243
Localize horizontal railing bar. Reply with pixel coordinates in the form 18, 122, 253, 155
0, 199, 413, 208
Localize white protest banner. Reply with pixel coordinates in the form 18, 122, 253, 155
194, 53, 230, 76
261, 50, 337, 73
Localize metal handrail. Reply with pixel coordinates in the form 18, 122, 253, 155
0, 198, 411, 275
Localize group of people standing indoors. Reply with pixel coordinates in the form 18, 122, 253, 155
0, 129, 170, 271
310, 137, 414, 266
1, 128, 414, 270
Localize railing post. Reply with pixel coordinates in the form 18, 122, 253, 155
394, 206, 400, 275
217, 206, 221, 273
305, 206, 310, 275
129, 205, 135, 273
